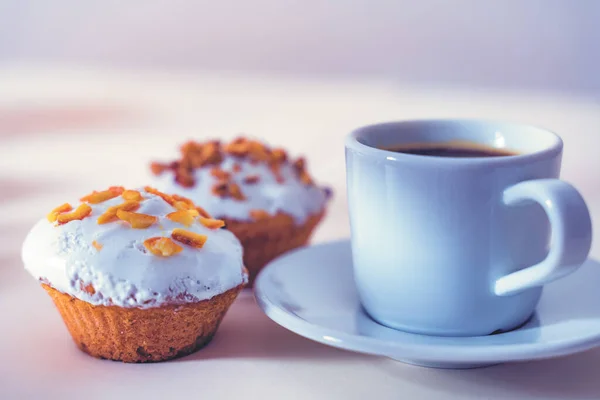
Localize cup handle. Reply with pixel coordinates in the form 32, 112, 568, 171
494, 179, 592, 296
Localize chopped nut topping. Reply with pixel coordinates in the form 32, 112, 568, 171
171, 194, 195, 211
250, 209, 270, 221
175, 168, 194, 187
228, 182, 246, 200
54, 186, 225, 263
144, 237, 183, 257
80, 186, 125, 204
47, 203, 73, 222
172, 194, 194, 204
271, 148, 288, 163
150, 162, 169, 175
57, 204, 92, 225
81, 282, 96, 295
180, 140, 223, 170
196, 206, 212, 219
172, 228, 208, 248
270, 163, 285, 183
167, 210, 198, 227
243, 175, 260, 184
224, 137, 250, 157
211, 180, 230, 197
109, 186, 125, 193
292, 157, 314, 185
299, 171, 314, 185
116, 210, 157, 229
247, 140, 271, 162
97, 200, 140, 224
201, 140, 223, 164
122, 190, 143, 201
145, 186, 175, 206
199, 217, 226, 229
211, 180, 245, 200
149, 137, 317, 192
293, 157, 305, 171
210, 167, 231, 180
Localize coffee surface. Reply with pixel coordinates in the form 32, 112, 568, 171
381, 141, 518, 158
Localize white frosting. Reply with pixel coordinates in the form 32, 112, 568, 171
21, 188, 246, 308
153, 155, 328, 223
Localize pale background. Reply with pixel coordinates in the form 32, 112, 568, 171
1, 0, 600, 96
1, 2, 600, 399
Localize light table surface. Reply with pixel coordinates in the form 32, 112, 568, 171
1, 67, 599, 399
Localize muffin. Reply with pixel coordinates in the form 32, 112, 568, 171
22, 186, 247, 362
150, 137, 330, 284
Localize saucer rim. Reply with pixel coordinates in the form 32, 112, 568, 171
254, 239, 600, 364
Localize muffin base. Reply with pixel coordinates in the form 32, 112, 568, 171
42, 283, 243, 363
224, 210, 325, 285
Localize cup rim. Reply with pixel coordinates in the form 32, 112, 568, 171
346, 119, 563, 167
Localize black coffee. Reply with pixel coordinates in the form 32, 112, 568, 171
381, 141, 518, 158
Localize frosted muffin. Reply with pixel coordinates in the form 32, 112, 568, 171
150, 137, 330, 284
22, 186, 247, 363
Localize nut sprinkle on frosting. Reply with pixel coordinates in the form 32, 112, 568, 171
47, 187, 226, 256
22, 187, 246, 308
151, 137, 315, 192
150, 136, 329, 224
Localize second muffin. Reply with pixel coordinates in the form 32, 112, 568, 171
151, 137, 330, 284
22, 186, 247, 362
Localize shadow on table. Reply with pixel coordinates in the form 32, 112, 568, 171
377, 348, 600, 399
177, 291, 371, 362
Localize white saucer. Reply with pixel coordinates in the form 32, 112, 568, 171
254, 239, 600, 369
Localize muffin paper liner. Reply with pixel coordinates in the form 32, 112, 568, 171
225, 210, 325, 285
42, 283, 243, 363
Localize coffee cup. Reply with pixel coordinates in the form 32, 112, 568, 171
345, 119, 592, 336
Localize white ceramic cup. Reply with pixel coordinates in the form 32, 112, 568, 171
345, 120, 592, 336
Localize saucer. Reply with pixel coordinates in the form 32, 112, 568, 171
254, 239, 600, 369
